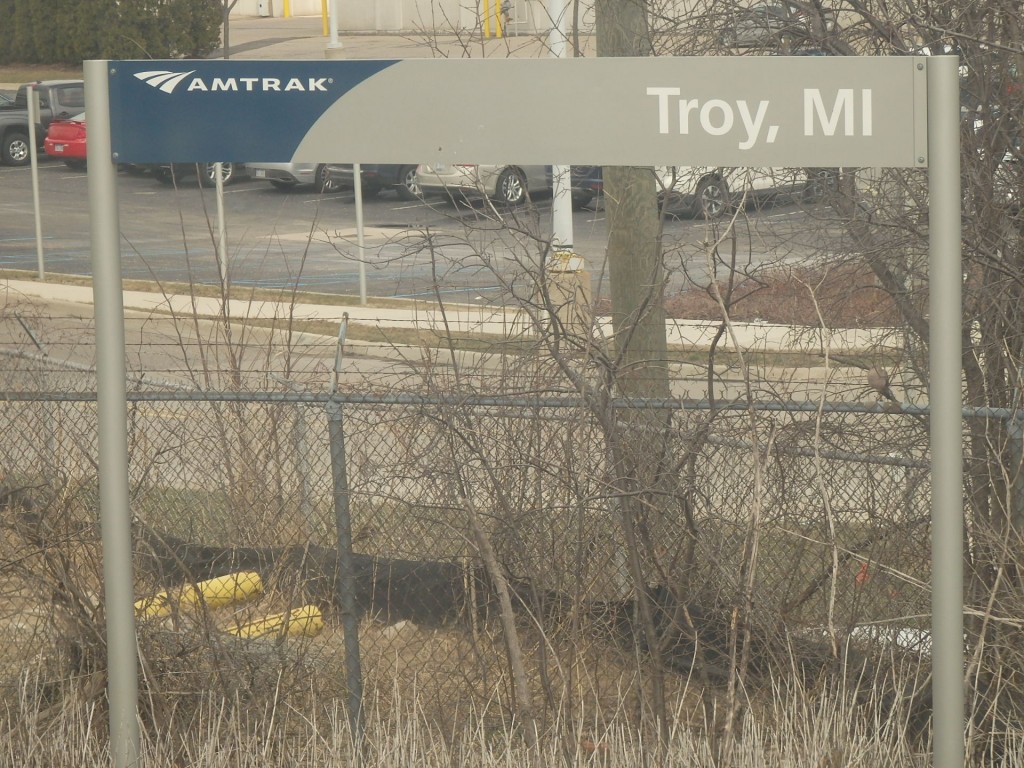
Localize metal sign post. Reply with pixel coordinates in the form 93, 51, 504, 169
927, 55, 965, 768
27, 87, 45, 280
87, 56, 962, 767
85, 59, 141, 768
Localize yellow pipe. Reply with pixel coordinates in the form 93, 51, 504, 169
284, 0, 291, 18
226, 605, 324, 639
321, 0, 328, 35
135, 571, 263, 619
483, 0, 492, 38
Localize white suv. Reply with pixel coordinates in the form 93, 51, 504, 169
656, 166, 813, 218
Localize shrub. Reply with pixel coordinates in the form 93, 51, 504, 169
0, 0, 222, 65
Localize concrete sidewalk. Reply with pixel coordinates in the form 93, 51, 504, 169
1, 278, 893, 355
215, 14, 589, 60
1, 277, 886, 403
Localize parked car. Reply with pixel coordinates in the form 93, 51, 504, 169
992, 138, 1023, 214
0, 79, 85, 166
151, 162, 250, 187
245, 162, 336, 193
568, 165, 603, 209
324, 163, 421, 200
417, 163, 599, 208
657, 166, 812, 218
720, 2, 836, 48
416, 163, 547, 205
44, 111, 87, 169
0, 93, 12, 106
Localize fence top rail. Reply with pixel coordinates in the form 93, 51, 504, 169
1, 390, 1019, 420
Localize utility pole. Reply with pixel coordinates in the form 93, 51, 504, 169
327, 0, 342, 51
547, 0, 573, 258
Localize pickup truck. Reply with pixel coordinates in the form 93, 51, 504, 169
0, 80, 85, 166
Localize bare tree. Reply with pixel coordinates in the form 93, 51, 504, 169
221, 0, 242, 59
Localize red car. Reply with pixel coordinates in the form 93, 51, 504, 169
44, 112, 87, 169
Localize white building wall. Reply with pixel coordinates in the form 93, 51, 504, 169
230, 0, 597, 34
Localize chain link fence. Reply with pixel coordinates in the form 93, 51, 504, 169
0, 346, 947, 738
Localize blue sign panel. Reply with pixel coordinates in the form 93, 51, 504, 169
108, 59, 397, 163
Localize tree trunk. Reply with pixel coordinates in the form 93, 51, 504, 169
594, 0, 669, 400
594, 0, 673, 746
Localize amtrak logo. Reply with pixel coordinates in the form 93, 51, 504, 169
134, 70, 196, 94
134, 69, 331, 94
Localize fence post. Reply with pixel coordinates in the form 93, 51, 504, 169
327, 315, 364, 752
1008, 415, 1024, 532
272, 374, 317, 536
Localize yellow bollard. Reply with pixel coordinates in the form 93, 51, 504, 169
135, 571, 263, 619
226, 605, 324, 639
481, 0, 497, 38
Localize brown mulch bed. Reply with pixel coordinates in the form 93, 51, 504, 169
597, 265, 901, 327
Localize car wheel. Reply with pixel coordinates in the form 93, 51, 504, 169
695, 176, 729, 218
571, 192, 594, 211
394, 165, 421, 200
360, 182, 382, 198
269, 179, 297, 191
496, 167, 527, 205
198, 162, 237, 187
2, 132, 30, 166
313, 163, 337, 193
153, 167, 174, 184
803, 168, 838, 203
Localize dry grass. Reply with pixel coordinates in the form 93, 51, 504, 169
0, 66, 83, 86
0, 675, 955, 767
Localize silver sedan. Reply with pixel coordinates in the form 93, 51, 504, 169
415, 163, 551, 205
245, 162, 336, 193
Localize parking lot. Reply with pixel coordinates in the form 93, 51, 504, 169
1, 157, 596, 301
0, 153, 836, 304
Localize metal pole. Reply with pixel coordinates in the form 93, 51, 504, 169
928, 54, 964, 768
85, 59, 141, 768
27, 87, 45, 280
1009, 416, 1024, 531
547, 0, 573, 256
327, 315, 364, 752
215, 163, 228, 286
353, 163, 367, 305
328, 0, 341, 49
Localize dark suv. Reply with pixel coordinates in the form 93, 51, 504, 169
570, 166, 603, 209
720, 3, 836, 48
325, 164, 421, 200
150, 162, 250, 187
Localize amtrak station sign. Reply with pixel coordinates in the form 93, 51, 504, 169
90, 55, 966, 768
106, 56, 929, 168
